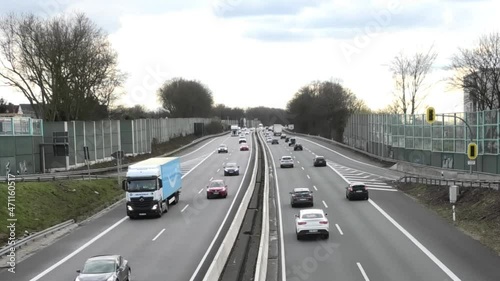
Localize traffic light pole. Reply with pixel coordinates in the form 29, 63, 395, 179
441, 114, 474, 174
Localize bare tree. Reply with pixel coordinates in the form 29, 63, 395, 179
448, 32, 500, 111
390, 46, 438, 115
0, 13, 125, 121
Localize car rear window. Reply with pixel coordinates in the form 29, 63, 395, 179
302, 213, 323, 219
352, 185, 366, 190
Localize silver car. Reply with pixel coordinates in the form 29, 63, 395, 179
280, 156, 294, 168
76, 255, 131, 281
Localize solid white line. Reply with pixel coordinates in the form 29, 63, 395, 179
322, 200, 328, 208
198, 188, 204, 194
327, 164, 461, 281
357, 262, 370, 281
30, 145, 214, 281
181, 204, 189, 212
152, 228, 165, 241
335, 224, 344, 235
307, 174, 310, 179
29, 217, 128, 281
313, 185, 318, 191
369, 199, 461, 280
301, 167, 305, 170
366, 187, 397, 192
189, 133, 255, 281
179, 136, 223, 157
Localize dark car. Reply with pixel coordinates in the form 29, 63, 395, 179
285, 137, 290, 142
294, 143, 303, 151
313, 156, 326, 167
217, 144, 228, 153
271, 139, 279, 144
76, 255, 131, 281
290, 188, 314, 207
288, 138, 296, 146
224, 162, 240, 176
207, 179, 228, 199
346, 182, 369, 200
280, 134, 287, 139
239, 138, 247, 144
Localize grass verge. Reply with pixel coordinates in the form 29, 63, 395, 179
397, 183, 500, 255
73, 134, 199, 170
0, 179, 123, 247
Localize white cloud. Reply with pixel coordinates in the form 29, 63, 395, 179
1, 0, 499, 114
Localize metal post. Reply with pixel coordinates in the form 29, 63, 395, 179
452, 204, 456, 222
117, 154, 121, 188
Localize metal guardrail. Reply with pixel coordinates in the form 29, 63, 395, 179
1, 131, 230, 182
4, 174, 116, 182
0, 219, 75, 258
397, 175, 500, 190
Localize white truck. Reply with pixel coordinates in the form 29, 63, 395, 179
122, 157, 182, 219
273, 124, 283, 136
231, 125, 239, 137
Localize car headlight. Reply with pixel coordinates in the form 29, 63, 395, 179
127, 205, 133, 211
152, 204, 157, 210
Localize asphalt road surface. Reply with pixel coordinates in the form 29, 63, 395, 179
265, 133, 500, 281
1, 133, 256, 281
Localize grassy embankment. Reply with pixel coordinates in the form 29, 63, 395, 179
398, 183, 500, 254
0, 134, 201, 247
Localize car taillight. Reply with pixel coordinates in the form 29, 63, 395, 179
348, 187, 353, 192
298, 221, 306, 225
319, 221, 328, 224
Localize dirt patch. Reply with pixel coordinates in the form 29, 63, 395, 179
397, 183, 500, 254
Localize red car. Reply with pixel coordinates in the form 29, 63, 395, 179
207, 179, 228, 199
240, 143, 249, 151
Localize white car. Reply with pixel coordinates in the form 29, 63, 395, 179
295, 209, 329, 240
280, 156, 294, 168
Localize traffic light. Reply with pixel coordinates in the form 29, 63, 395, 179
426, 107, 436, 124
467, 142, 478, 160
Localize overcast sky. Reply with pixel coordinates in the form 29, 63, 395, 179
1, 0, 499, 113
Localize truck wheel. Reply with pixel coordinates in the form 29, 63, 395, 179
157, 203, 162, 218
172, 192, 180, 205
164, 201, 169, 213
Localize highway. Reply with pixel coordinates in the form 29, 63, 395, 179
265, 133, 500, 281
0, 133, 257, 281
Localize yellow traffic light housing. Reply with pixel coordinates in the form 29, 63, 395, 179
467, 142, 478, 160
426, 107, 436, 124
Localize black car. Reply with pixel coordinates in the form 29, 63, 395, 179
290, 188, 313, 207
346, 182, 369, 200
285, 137, 290, 142
289, 138, 296, 146
280, 134, 287, 139
271, 139, 279, 144
294, 143, 303, 151
313, 156, 326, 166
224, 162, 240, 176
76, 255, 131, 281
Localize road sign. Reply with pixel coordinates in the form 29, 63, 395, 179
468, 160, 476, 165
467, 142, 478, 160
426, 107, 436, 124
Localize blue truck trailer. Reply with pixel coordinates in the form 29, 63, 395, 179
122, 157, 182, 218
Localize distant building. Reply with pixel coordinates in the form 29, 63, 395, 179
18, 103, 39, 118
463, 69, 500, 112
0, 104, 22, 117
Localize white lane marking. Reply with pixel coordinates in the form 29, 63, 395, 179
181, 205, 189, 212
297, 161, 300, 164
198, 188, 204, 194
217, 168, 220, 172
301, 167, 305, 170
298, 137, 380, 169
335, 224, 344, 235
30, 148, 215, 281
179, 136, 225, 157
189, 133, 256, 281
209, 177, 213, 181
28, 217, 128, 281
313, 185, 317, 191
306, 174, 310, 179
357, 262, 370, 281
366, 187, 397, 192
322, 200, 328, 208
328, 164, 461, 281
152, 228, 165, 241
